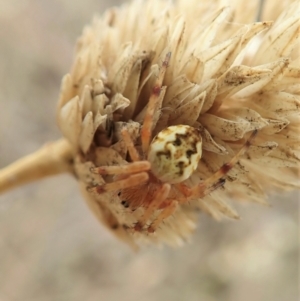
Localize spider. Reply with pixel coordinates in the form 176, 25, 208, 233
89, 52, 257, 233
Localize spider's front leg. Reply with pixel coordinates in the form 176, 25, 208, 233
90, 127, 150, 193
90, 163, 150, 193
140, 52, 171, 154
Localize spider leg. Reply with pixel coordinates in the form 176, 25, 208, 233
148, 200, 178, 233
91, 161, 150, 175
121, 128, 141, 161
89, 172, 149, 193
177, 178, 226, 199
90, 129, 151, 180
181, 130, 258, 199
134, 183, 171, 231
141, 52, 171, 154
90, 128, 152, 194
168, 181, 224, 224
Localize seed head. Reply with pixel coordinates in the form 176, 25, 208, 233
0, 0, 299, 248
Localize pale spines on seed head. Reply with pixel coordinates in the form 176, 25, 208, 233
147, 125, 202, 184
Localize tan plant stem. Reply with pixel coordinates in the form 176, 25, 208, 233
0, 139, 74, 195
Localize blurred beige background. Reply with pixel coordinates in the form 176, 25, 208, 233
0, 1, 299, 301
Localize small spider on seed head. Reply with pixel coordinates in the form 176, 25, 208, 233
89, 52, 258, 233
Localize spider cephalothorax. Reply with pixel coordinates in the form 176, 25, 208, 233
90, 53, 257, 233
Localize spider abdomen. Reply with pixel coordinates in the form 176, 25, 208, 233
147, 125, 202, 184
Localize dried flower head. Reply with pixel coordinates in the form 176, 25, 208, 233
0, 0, 299, 248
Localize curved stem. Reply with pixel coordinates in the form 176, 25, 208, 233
0, 139, 74, 195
